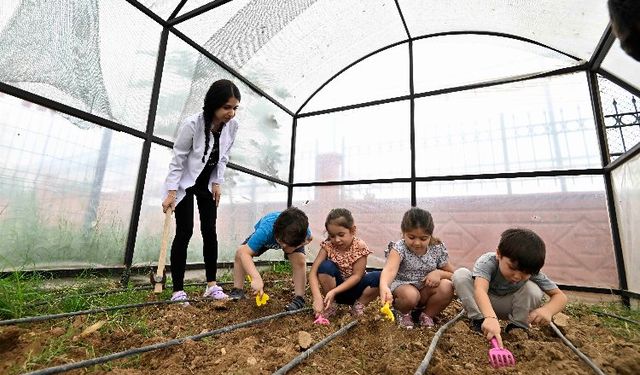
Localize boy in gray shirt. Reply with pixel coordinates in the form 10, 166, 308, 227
452, 228, 567, 348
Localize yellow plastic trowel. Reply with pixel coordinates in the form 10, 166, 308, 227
380, 302, 395, 322
246, 275, 269, 306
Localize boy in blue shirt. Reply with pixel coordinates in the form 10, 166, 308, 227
229, 207, 313, 311
452, 228, 567, 348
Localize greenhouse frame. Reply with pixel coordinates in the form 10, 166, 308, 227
0, 0, 638, 304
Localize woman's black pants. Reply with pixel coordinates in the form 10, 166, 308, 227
170, 189, 218, 292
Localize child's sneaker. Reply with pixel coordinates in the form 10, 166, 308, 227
228, 288, 245, 300
284, 295, 305, 311
471, 318, 483, 333
505, 322, 527, 334
170, 290, 189, 306
203, 285, 228, 300
351, 300, 365, 316
418, 312, 434, 327
398, 312, 414, 329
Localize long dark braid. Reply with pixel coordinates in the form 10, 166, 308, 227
202, 122, 211, 163
201, 79, 241, 163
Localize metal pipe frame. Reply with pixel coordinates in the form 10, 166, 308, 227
587, 70, 629, 306
0, 0, 637, 299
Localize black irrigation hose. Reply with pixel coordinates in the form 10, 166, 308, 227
1, 299, 211, 326
594, 310, 640, 325
414, 310, 465, 375
24, 307, 311, 375
273, 320, 359, 375
550, 322, 606, 375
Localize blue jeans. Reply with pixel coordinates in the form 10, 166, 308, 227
318, 260, 381, 305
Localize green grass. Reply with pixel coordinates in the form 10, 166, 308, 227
270, 261, 292, 275
565, 302, 640, 341
0, 272, 170, 319
0, 191, 129, 268
216, 268, 234, 283
0, 271, 48, 319
18, 329, 76, 374
1, 272, 164, 373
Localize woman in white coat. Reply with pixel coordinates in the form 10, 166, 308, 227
161, 79, 241, 302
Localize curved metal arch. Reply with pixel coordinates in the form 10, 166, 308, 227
412, 30, 581, 61
294, 39, 408, 115
296, 30, 583, 116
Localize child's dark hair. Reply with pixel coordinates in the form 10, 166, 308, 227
274, 206, 309, 247
325, 208, 355, 230
400, 207, 441, 245
498, 228, 546, 275
608, 0, 640, 61
201, 79, 241, 162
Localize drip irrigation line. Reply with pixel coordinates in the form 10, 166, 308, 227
594, 310, 640, 325
1, 298, 215, 326
273, 320, 358, 375
414, 309, 465, 375
24, 307, 311, 375
550, 322, 606, 375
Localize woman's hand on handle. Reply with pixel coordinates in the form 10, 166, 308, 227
162, 191, 177, 213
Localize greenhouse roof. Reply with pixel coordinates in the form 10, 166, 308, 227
133, 0, 635, 113
1, 0, 638, 121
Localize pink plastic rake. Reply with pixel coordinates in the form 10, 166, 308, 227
488, 337, 516, 368
313, 314, 330, 325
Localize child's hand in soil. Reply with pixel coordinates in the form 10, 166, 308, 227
313, 297, 324, 314
379, 286, 393, 304
323, 290, 337, 310
250, 276, 264, 296
528, 306, 553, 325
482, 318, 503, 346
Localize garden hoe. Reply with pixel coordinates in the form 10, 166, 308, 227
151, 209, 172, 293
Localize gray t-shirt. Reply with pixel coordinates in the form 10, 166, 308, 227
472, 252, 557, 296
386, 240, 449, 291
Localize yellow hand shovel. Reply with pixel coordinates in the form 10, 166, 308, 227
380, 302, 395, 322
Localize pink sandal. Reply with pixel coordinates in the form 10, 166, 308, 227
419, 312, 435, 327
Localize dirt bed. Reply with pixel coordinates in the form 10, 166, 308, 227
1, 280, 639, 375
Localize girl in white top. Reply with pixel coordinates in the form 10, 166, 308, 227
161, 79, 240, 303
380, 207, 454, 329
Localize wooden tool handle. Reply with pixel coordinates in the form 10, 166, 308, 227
154, 209, 172, 293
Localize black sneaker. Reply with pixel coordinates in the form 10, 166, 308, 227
228, 288, 245, 300
471, 318, 484, 333
505, 322, 526, 334
284, 295, 305, 311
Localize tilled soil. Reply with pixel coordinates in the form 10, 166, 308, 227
1, 280, 639, 375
